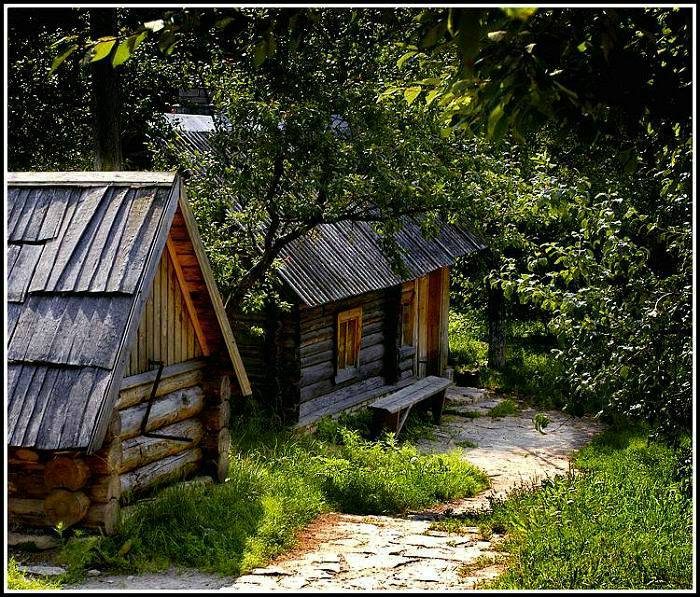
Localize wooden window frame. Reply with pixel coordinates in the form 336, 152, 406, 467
335, 306, 363, 383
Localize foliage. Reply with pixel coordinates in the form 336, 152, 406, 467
486, 427, 693, 589
393, 8, 691, 145
55, 415, 487, 577
448, 310, 487, 368
7, 9, 190, 171
6, 559, 62, 590
152, 10, 462, 308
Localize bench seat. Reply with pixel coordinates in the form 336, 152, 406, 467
369, 375, 451, 437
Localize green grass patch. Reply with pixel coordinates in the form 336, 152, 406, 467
484, 427, 693, 589
6, 558, 61, 590
54, 416, 488, 579
487, 398, 520, 418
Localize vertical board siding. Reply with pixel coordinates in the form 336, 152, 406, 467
124, 249, 202, 377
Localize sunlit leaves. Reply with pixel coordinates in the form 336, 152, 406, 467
49, 43, 78, 74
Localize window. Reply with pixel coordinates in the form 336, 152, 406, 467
400, 284, 416, 347
336, 307, 362, 382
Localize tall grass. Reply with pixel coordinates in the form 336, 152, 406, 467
52, 415, 487, 579
487, 427, 693, 589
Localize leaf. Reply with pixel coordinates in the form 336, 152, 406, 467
253, 39, 267, 67
144, 19, 165, 32
158, 31, 178, 55
577, 41, 588, 52
397, 51, 417, 69
502, 7, 537, 21
112, 39, 132, 67
89, 38, 116, 63
404, 86, 422, 105
50, 44, 78, 74
425, 89, 441, 106
487, 30, 507, 42
129, 30, 148, 53
487, 103, 505, 138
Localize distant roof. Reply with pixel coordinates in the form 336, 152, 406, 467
162, 114, 486, 307
7, 171, 252, 451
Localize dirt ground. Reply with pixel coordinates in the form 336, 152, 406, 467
64, 388, 602, 591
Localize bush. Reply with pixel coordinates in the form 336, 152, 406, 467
487, 427, 693, 589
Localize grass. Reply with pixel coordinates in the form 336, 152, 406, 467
487, 398, 519, 418
449, 310, 564, 411
6, 558, 61, 590
480, 426, 693, 589
42, 414, 487, 580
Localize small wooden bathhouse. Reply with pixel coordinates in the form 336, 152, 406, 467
164, 114, 485, 427
7, 171, 251, 534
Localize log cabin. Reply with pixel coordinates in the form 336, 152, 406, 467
163, 113, 485, 428
7, 171, 251, 534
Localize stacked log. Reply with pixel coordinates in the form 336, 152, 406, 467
199, 375, 231, 482
8, 363, 231, 535
8, 449, 121, 534
115, 379, 206, 498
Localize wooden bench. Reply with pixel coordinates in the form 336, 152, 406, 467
369, 376, 452, 437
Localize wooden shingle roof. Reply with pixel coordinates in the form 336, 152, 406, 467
6, 172, 249, 452
162, 114, 485, 307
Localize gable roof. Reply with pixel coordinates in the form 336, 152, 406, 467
163, 114, 486, 307
7, 172, 249, 452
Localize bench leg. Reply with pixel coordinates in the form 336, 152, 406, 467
371, 409, 387, 439
431, 390, 446, 425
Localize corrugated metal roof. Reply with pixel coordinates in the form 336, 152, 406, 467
6, 173, 180, 450
163, 114, 486, 307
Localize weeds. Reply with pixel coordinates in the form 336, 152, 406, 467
487, 399, 519, 418
6, 558, 61, 590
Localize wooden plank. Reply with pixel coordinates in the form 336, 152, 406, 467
8, 172, 177, 185
166, 237, 210, 356
167, 254, 176, 365
120, 448, 202, 496
153, 254, 161, 363
120, 419, 203, 473
176, 193, 251, 395
87, 180, 181, 453
118, 359, 206, 402
371, 376, 451, 413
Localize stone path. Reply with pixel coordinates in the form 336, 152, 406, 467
67, 388, 602, 591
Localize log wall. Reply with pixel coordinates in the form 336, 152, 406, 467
8, 364, 232, 535
296, 289, 400, 422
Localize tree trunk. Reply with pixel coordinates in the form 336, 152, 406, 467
90, 8, 123, 170
487, 282, 506, 369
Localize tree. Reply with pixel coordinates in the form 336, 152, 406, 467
152, 10, 459, 311
90, 8, 123, 170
